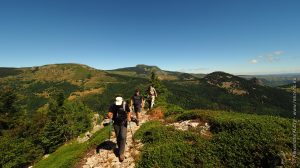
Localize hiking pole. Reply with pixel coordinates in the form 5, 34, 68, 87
107, 119, 112, 159
128, 121, 135, 143
109, 119, 112, 141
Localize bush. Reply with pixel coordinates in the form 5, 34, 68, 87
179, 110, 299, 167
164, 104, 185, 117
0, 136, 44, 168
134, 121, 221, 168
136, 111, 299, 168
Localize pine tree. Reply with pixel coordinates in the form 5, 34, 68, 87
0, 86, 21, 131
0, 86, 18, 115
40, 121, 64, 153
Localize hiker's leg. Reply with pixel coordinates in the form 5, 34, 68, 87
135, 106, 141, 120
136, 112, 141, 126
113, 124, 121, 149
118, 124, 127, 156
147, 99, 151, 109
136, 112, 141, 120
134, 106, 141, 126
150, 96, 155, 109
130, 107, 136, 122
133, 106, 137, 119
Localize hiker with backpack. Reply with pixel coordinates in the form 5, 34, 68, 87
130, 89, 144, 126
107, 96, 131, 162
147, 85, 157, 109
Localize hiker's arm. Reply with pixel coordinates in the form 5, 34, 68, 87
107, 112, 113, 119
155, 89, 158, 97
107, 105, 114, 119
130, 98, 133, 107
130, 98, 134, 112
126, 105, 131, 121
127, 111, 131, 122
141, 97, 144, 108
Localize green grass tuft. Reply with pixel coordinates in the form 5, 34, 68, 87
34, 127, 109, 168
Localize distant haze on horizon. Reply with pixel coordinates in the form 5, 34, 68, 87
0, 0, 299, 75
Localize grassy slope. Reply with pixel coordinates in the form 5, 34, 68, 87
0, 64, 153, 114
135, 109, 300, 168
34, 127, 109, 168
0, 64, 134, 113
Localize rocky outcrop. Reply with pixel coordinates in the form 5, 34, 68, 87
168, 120, 211, 137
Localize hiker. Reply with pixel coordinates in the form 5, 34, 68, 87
107, 96, 131, 162
147, 85, 157, 109
130, 89, 144, 126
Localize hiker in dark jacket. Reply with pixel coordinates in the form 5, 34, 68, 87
107, 96, 131, 162
130, 89, 144, 126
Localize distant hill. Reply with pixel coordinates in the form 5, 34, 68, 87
2, 63, 295, 86
109, 64, 198, 81
0, 63, 114, 87
278, 81, 300, 93
279, 82, 300, 88
188, 72, 300, 87
239, 73, 300, 87
0, 63, 148, 112
189, 73, 206, 78
203, 71, 251, 95
165, 71, 298, 118
0, 67, 23, 78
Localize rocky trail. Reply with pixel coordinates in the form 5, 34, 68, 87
75, 109, 211, 168
77, 111, 149, 168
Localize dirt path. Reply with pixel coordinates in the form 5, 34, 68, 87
78, 111, 149, 168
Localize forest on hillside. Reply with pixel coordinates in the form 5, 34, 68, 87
0, 86, 93, 167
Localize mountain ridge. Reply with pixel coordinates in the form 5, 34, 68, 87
1, 63, 298, 86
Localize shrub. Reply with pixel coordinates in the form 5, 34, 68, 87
180, 110, 299, 167
136, 111, 299, 168
164, 104, 185, 117
134, 121, 221, 168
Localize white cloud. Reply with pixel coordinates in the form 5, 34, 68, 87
249, 50, 285, 64
266, 54, 279, 62
250, 59, 258, 64
273, 50, 284, 55
265, 50, 284, 62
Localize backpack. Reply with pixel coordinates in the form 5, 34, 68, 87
114, 101, 127, 123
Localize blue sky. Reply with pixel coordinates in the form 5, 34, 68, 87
0, 0, 299, 75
